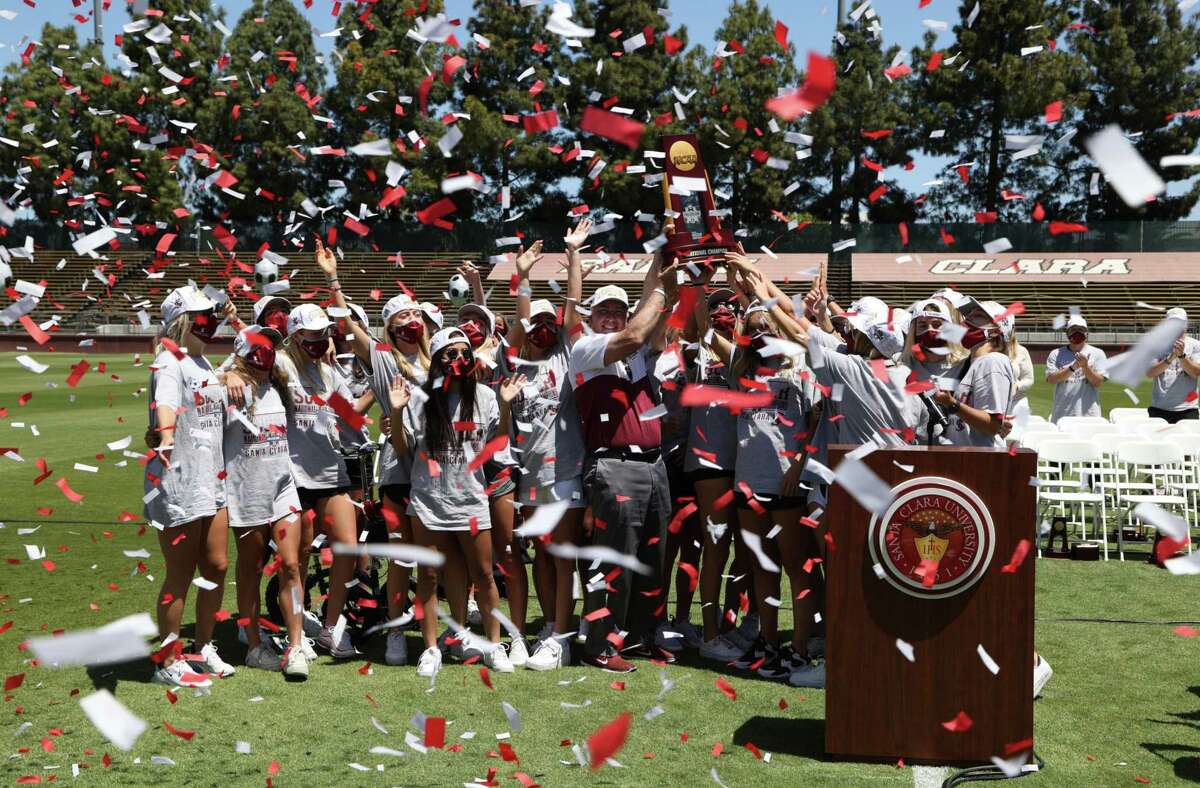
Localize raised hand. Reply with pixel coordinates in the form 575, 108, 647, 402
564, 218, 593, 250
388, 376, 411, 411
514, 240, 544, 278
314, 236, 337, 276
457, 260, 483, 291
499, 373, 528, 405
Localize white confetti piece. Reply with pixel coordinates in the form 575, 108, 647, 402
977, 644, 1000, 674
192, 576, 218, 591
895, 638, 915, 662
1084, 125, 1165, 208
513, 499, 571, 538
80, 690, 146, 751
14, 355, 47, 374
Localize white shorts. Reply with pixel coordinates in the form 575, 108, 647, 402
517, 476, 587, 509
228, 484, 302, 529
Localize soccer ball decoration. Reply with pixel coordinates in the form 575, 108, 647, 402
254, 259, 279, 289
447, 274, 471, 306
0, 260, 10, 291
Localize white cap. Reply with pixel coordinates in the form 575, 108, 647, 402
863, 310, 911, 359
252, 295, 291, 325
930, 287, 971, 309
429, 326, 470, 357
160, 285, 215, 326
287, 303, 332, 336
420, 301, 444, 329
458, 303, 496, 336
840, 296, 890, 335
381, 293, 420, 324
1166, 307, 1188, 322
346, 302, 369, 330
911, 298, 951, 321
234, 325, 282, 357
982, 300, 1015, 340
1066, 314, 1088, 331
589, 284, 630, 309
529, 299, 557, 320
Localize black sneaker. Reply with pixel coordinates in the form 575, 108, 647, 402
757, 645, 802, 680
620, 641, 677, 664
732, 637, 770, 671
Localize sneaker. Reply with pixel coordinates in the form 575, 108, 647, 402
245, 643, 283, 672
806, 636, 826, 660
678, 619, 704, 649
620, 641, 676, 664
466, 595, 481, 626
152, 660, 213, 689
198, 642, 236, 677
438, 628, 466, 661
237, 625, 271, 646
316, 625, 359, 660
458, 631, 485, 662
732, 637, 770, 671
385, 631, 408, 666
736, 613, 760, 645
299, 637, 317, 662
485, 643, 515, 673
527, 636, 570, 671
788, 657, 826, 688
507, 638, 529, 668
581, 650, 637, 673
721, 626, 753, 652
757, 645, 802, 680
301, 610, 323, 638
654, 619, 686, 653
699, 634, 745, 663
416, 646, 442, 679
282, 646, 309, 680
1033, 654, 1053, 698
536, 621, 555, 641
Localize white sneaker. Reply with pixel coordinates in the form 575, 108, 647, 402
416, 646, 442, 679
199, 642, 236, 677
507, 638, 529, 668
486, 643, 515, 673
788, 658, 826, 688
245, 643, 283, 672
1033, 654, 1053, 698
807, 636, 826, 660
536, 621, 555, 641
385, 631, 408, 666
152, 660, 213, 689
299, 637, 317, 663
467, 595, 481, 626
699, 634, 745, 662
283, 645, 309, 680
301, 610, 323, 638
527, 636, 569, 671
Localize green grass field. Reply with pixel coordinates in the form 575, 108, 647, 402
2, 351, 1198, 787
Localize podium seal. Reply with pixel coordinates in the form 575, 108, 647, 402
868, 476, 995, 599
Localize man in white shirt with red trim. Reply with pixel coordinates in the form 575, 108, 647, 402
568, 254, 679, 673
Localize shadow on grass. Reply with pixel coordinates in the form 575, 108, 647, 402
1140, 686, 1200, 782
732, 715, 826, 760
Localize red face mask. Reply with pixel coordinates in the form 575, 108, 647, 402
528, 322, 557, 349
300, 337, 328, 360
1068, 331, 1086, 345
961, 326, 988, 350
245, 346, 276, 372
918, 330, 946, 349
446, 358, 472, 378
460, 320, 486, 348
392, 320, 424, 345
711, 308, 737, 334
261, 310, 289, 335
190, 311, 219, 342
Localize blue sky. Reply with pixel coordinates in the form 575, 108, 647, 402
0, 0, 1196, 218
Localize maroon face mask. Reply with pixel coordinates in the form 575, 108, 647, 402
1067, 331, 1086, 345
460, 320, 486, 349
918, 330, 946, 349
245, 345, 276, 372
528, 322, 557, 349
710, 308, 737, 334
300, 337, 328, 359
190, 311, 219, 342
392, 320, 424, 345
961, 326, 988, 350
261, 310, 289, 335
446, 357, 472, 378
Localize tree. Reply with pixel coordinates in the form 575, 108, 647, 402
696, 0, 803, 227
909, 0, 1086, 220
1068, 0, 1200, 220
325, 0, 461, 219
804, 6, 918, 234
196, 0, 327, 222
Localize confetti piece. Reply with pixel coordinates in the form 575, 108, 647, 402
579, 106, 646, 148
714, 677, 737, 701
587, 711, 632, 770
80, 690, 146, 752
766, 52, 836, 120
941, 710, 973, 733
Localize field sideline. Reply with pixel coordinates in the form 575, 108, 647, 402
1, 351, 1197, 787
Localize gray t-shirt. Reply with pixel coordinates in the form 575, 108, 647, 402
944, 352, 1015, 448
508, 341, 585, 492
144, 351, 227, 529
334, 358, 373, 451
222, 382, 300, 527
367, 344, 426, 488
403, 385, 500, 531
909, 355, 966, 390
734, 361, 813, 497
684, 345, 739, 473
1045, 344, 1107, 423
278, 354, 351, 490
1151, 336, 1200, 411
807, 332, 919, 448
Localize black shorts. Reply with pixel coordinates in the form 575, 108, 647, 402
297, 486, 355, 514
687, 468, 735, 484
485, 460, 517, 498
735, 490, 806, 512
379, 484, 411, 506
345, 459, 364, 492
1148, 406, 1199, 424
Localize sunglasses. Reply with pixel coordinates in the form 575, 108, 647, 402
440, 348, 470, 361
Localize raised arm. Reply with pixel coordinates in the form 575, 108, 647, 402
602, 255, 678, 365
562, 218, 591, 343
497, 373, 527, 438
386, 378, 411, 456
315, 237, 372, 363
458, 260, 486, 307
506, 240, 544, 348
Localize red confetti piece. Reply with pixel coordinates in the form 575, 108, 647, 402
941, 710, 973, 733
1004, 737, 1033, 756
766, 52, 836, 120
587, 711, 632, 770
4, 673, 24, 691
480, 666, 494, 690
66, 360, 91, 388
19, 315, 50, 345
1048, 221, 1088, 236
327, 392, 365, 431
1044, 100, 1062, 123
773, 20, 788, 49
1001, 539, 1031, 573
579, 106, 646, 148
55, 477, 84, 503
715, 676, 737, 701
467, 434, 510, 471
711, 741, 724, 757
163, 720, 195, 740
425, 716, 446, 749
679, 384, 771, 411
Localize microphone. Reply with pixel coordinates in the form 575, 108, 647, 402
918, 390, 949, 430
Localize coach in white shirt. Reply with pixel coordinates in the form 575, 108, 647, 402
1146, 307, 1200, 423
1044, 315, 1107, 423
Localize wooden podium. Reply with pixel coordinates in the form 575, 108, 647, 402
824, 446, 1037, 764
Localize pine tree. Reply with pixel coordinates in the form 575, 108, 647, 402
1068, 0, 1200, 220
908, 0, 1085, 220
696, 0, 802, 227
196, 0, 327, 222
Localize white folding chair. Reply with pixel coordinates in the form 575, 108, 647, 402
1057, 415, 1110, 433
1019, 431, 1058, 453
1063, 422, 1121, 440
1133, 419, 1172, 439
1109, 407, 1151, 423
1010, 420, 1058, 446
1170, 419, 1200, 434
1160, 432, 1200, 534
1113, 441, 1191, 561
1036, 439, 1110, 559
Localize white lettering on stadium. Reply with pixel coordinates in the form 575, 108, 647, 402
928, 258, 1131, 276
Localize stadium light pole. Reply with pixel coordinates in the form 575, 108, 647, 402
93, 0, 102, 48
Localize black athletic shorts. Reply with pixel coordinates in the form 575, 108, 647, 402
735, 489, 806, 512
297, 485, 355, 514
379, 484, 412, 506
1148, 406, 1199, 424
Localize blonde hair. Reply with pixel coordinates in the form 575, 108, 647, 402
283, 338, 335, 396
900, 319, 968, 370
731, 311, 797, 386
230, 355, 292, 419
384, 318, 431, 383
156, 313, 192, 356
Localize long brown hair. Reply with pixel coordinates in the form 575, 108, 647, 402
422, 346, 477, 458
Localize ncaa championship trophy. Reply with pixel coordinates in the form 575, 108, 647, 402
660, 134, 738, 266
